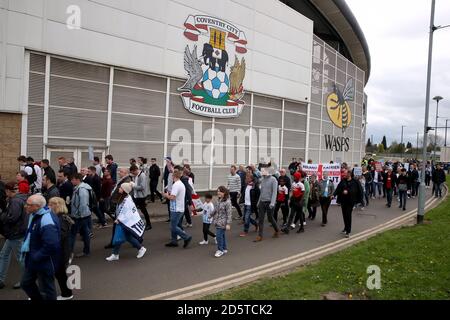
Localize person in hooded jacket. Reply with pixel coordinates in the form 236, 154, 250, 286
0, 182, 27, 289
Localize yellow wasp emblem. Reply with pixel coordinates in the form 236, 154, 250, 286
326, 79, 355, 132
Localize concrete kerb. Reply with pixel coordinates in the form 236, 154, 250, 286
142, 188, 447, 300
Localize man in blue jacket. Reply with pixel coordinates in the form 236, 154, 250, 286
20, 194, 60, 300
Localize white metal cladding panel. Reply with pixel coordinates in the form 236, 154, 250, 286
284, 100, 307, 114
48, 107, 107, 139
50, 57, 110, 83
321, 121, 333, 135
320, 150, 332, 163
354, 127, 362, 139
27, 136, 43, 160
323, 63, 336, 80
353, 153, 361, 164
30, 53, 45, 73
283, 112, 307, 131
29, 73, 45, 105
110, 113, 165, 142
347, 61, 356, 78
114, 69, 166, 92
310, 103, 322, 119
168, 119, 203, 143
309, 134, 321, 148
191, 167, 210, 191
309, 119, 321, 134
312, 59, 323, 88
336, 55, 347, 73
336, 69, 346, 86
211, 167, 233, 189
283, 130, 306, 149
308, 150, 319, 163
354, 140, 362, 151
214, 145, 249, 166
215, 105, 251, 126
110, 142, 164, 166
112, 86, 166, 116
252, 107, 282, 128
27, 105, 44, 136
354, 116, 362, 130
49, 77, 109, 111
282, 149, 305, 166
168, 95, 214, 122
343, 151, 352, 164
311, 87, 322, 104
253, 94, 282, 110
47, 138, 106, 148
214, 124, 250, 147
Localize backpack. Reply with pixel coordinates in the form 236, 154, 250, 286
26, 164, 37, 185
87, 188, 97, 211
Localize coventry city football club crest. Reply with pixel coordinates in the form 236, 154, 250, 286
179, 15, 247, 118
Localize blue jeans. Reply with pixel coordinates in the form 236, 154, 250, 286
434, 182, 443, 197
112, 228, 142, 255
216, 227, 227, 252
21, 267, 56, 300
170, 211, 191, 243
243, 205, 257, 233
70, 216, 91, 255
0, 239, 23, 283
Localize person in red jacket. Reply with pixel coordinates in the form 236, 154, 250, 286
100, 169, 115, 220
16, 171, 30, 194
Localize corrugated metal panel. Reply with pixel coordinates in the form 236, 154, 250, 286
323, 63, 336, 80
253, 107, 282, 128
311, 87, 322, 104
110, 113, 164, 142
282, 149, 305, 166
309, 134, 321, 147
51, 57, 109, 83
283, 112, 307, 131
336, 69, 346, 86
284, 100, 307, 114
320, 150, 332, 163
211, 167, 232, 189
309, 103, 322, 119
48, 107, 107, 139
169, 95, 212, 122
110, 142, 164, 167
27, 136, 43, 160
168, 119, 198, 142
29, 73, 45, 105
214, 124, 250, 147
49, 77, 109, 111
253, 94, 282, 110
321, 121, 333, 135
27, 105, 44, 136
170, 79, 186, 94
215, 104, 251, 126
114, 69, 166, 92
47, 138, 106, 148
190, 167, 210, 190
214, 145, 249, 165
283, 130, 306, 149
112, 86, 166, 116
30, 53, 45, 73
308, 150, 320, 163
309, 119, 321, 134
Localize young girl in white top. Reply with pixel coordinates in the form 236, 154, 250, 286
199, 194, 216, 245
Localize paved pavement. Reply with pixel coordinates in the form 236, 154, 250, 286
0, 191, 433, 300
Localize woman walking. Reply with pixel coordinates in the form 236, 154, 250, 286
48, 197, 74, 300
307, 174, 320, 220
318, 172, 334, 227
106, 183, 147, 261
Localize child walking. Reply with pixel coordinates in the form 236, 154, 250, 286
211, 186, 232, 258
199, 193, 216, 245
240, 173, 259, 237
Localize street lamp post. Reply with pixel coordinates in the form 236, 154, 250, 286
416, 132, 419, 160
445, 119, 449, 147
433, 96, 443, 162
401, 125, 406, 160
418, 0, 436, 224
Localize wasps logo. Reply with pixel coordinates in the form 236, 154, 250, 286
326, 79, 355, 132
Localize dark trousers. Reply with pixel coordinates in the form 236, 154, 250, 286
257, 201, 279, 237
425, 175, 431, 186
273, 201, 289, 224
184, 204, 192, 225
319, 197, 331, 225
99, 197, 113, 220
286, 203, 304, 229
230, 192, 243, 218
70, 217, 91, 255
386, 188, 393, 207
55, 264, 72, 298
21, 268, 56, 301
307, 205, 317, 219
399, 190, 407, 209
202, 223, 216, 241
341, 203, 353, 234
150, 180, 162, 202
93, 203, 106, 225
411, 181, 418, 197
134, 197, 151, 227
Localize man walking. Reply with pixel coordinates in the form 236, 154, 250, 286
41, 159, 56, 183
56, 170, 73, 210
333, 171, 362, 238
254, 167, 279, 242
0, 182, 27, 289
227, 165, 243, 220
105, 155, 118, 185
163, 169, 192, 248
88, 166, 106, 228
93, 156, 103, 178
149, 158, 163, 202
42, 175, 60, 202
70, 173, 92, 258
432, 164, 446, 198
130, 165, 152, 230
20, 194, 60, 300
383, 167, 397, 208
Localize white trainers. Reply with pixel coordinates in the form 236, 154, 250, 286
290, 223, 296, 229
177, 235, 181, 241
199, 240, 208, 245
303, 222, 307, 226
106, 254, 119, 261
137, 247, 147, 259
214, 250, 224, 258
57, 295, 74, 300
